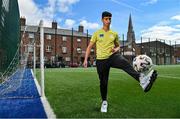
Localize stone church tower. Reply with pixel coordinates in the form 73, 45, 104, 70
122, 14, 138, 62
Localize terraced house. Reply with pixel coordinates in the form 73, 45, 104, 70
20, 18, 95, 68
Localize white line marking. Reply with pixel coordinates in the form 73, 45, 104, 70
31, 69, 56, 119
158, 75, 180, 79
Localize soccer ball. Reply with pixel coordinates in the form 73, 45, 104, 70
133, 55, 153, 72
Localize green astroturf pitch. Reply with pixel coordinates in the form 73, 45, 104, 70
36, 65, 180, 118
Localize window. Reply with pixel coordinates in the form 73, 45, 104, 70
44, 56, 48, 62
46, 34, 51, 40
29, 33, 34, 39
62, 36, 67, 41
28, 45, 33, 53
65, 57, 70, 61
25, 45, 28, 53
62, 47, 67, 53
150, 48, 154, 53
90, 48, 94, 55
128, 45, 132, 49
166, 49, 169, 54
51, 56, 55, 63
46, 46, 52, 52
77, 47, 82, 54
91, 49, 94, 52
29, 38, 34, 44
77, 38, 81, 42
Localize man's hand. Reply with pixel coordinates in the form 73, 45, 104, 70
83, 42, 94, 68
111, 47, 120, 53
83, 60, 88, 68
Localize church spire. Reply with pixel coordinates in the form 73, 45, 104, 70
127, 14, 136, 42
128, 14, 133, 32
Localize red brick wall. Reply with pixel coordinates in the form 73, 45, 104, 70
21, 31, 96, 67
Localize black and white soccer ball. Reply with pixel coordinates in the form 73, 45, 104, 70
133, 55, 153, 72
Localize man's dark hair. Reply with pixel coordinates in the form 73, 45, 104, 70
102, 11, 112, 19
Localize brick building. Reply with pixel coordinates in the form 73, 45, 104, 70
136, 40, 176, 65
20, 18, 96, 68
175, 44, 180, 63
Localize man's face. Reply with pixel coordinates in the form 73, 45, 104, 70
102, 17, 111, 26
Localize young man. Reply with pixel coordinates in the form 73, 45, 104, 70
83, 11, 157, 113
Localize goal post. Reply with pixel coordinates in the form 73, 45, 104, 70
33, 42, 36, 77
39, 20, 45, 97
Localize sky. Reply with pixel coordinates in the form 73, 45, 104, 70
18, 0, 180, 44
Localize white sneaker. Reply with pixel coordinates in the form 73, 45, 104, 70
139, 70, 155, 91
101, 101, 108, 113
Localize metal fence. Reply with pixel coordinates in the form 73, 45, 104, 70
120, 35, 178, 65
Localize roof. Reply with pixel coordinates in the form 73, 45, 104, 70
119, 40, 133, 47
175, 44, 180, 48
21, 25, 91, 37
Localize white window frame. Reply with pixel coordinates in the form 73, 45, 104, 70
90, 48, 94, 52
62, 47, 67, 53
28, 45, 33, 53
62, 36, 67, 41
46, 46, 52, 52
46, 34, 51, 40
29, 33, 34, 39
65, 57, 70, 61
77, 38, 81, 42
51, 56, 55, 63
77, 47, 82, 54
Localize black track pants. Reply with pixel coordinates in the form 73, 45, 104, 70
96, 53, 140, 101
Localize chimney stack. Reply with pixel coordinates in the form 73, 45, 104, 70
52, 21, 57, 29
20, 17, 26, 26
78, 25, 84, 33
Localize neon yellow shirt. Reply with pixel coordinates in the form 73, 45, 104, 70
91, 29, 120, 59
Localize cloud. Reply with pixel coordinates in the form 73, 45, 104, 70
18, 0, 57, 27
80, 20, 100, 30
141, 14, 180, 44
18, 0, 100, 31
57, 0, 80, 13
146, 0, 158, 4
141, 0, 158, 6
141, 24, 180, 44
65, 19, 76, 28
175, 25, 180, 28
18, 0, 80, 27
141, 15, 180, 44
171, 15, 180, 21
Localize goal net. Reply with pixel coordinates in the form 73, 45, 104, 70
0, 20, 45, 99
